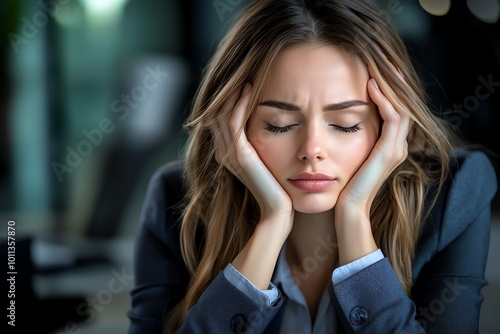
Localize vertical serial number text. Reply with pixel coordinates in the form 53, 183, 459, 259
6, 220, 16, 327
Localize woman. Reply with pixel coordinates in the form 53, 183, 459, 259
127, 0, 498, 333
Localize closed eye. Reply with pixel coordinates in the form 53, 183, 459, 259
265, 123, 297, 133
265, 123, 361, 133
330, 123, 361, 133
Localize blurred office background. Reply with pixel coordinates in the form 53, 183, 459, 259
1, 0, 499, 333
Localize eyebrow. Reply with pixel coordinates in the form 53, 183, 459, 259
258, 99, 369, 112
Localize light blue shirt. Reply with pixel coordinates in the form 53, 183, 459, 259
223, 244, 384, 333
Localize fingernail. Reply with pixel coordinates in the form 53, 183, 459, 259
370, 78, 379, 89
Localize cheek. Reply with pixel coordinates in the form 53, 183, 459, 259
248, 128, 276, 150
331, 133, 376, 177
247, 116, 276, 149
249, 132, 291, 173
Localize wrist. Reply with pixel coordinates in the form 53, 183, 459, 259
334, 213, 377, 266
257, 210, 294, 243
232, 213, 292, 290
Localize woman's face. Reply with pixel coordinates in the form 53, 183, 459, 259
247, 43, 380, 214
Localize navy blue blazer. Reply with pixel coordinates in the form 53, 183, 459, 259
127, 150, 498, 333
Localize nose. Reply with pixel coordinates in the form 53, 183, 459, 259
296, 122, 327, 162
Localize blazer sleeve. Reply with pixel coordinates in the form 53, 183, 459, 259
128, 162, 285, 334
174, 272, 284, 334
329, 150, 498, 334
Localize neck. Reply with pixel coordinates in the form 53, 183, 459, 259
286, 210, 339, 280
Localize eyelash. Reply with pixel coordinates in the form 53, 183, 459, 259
265, 124, 296, 133
264, 123, 361, 133
330, 124, 361, 133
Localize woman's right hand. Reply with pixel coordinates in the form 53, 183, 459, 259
213, 83, 294, 290
214, 83, 294, 227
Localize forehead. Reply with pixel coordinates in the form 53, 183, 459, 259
261, 43, 369, 101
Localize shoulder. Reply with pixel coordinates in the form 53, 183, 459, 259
128, 160, 189, 332
147, 159, 185, 201
139, 159, 186, 249
412, 149, 497, 277
443, 149, 497, 216
438, 149, 496, 226
421, 149, 497, 248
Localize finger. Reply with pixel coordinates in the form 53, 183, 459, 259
367, 78, 401, 151
369, 78, 412, 166
368, 78, 410, 134
213, 122, 227, 165
219, 86, 241, 122
216, 86, 245, 164
396, 113, 411, 147
369, 60, 413, 161
218, 84, 248, 144
228, 83, 252, 139
220, 84, 252, 175
228, 84, 254, 169
368, 67, 408, 110
218, 114, 232, 159
215, 86, 241, 154
367, 67, 394, 104
395, 116, 412, 164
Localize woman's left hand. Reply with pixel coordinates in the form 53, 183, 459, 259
335, 66, 412, 265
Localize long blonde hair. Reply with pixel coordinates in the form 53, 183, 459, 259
166, 0, 460, 331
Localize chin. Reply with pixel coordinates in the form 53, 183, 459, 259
291, 196, 337, 214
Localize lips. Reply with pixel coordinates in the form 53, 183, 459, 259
288, 172, 336, 191
289, 172, 335, 181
